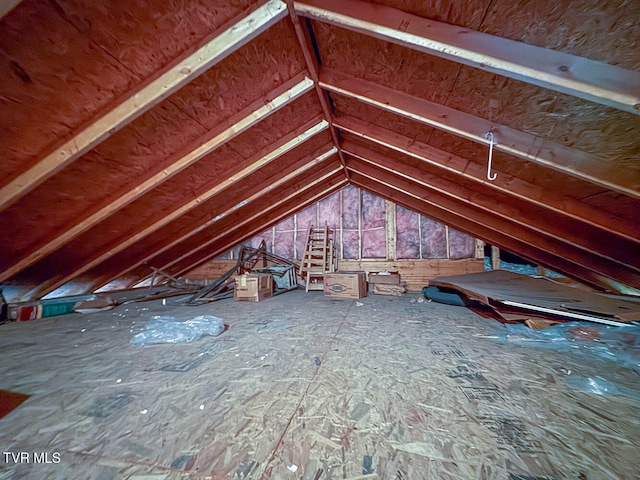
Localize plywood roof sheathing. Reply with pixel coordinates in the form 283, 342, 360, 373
88, 156, 342, 293
347, 162, 640, 287
163, 164, 344, 274
15, 138, 334, 303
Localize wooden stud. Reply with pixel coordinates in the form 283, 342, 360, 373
0, 0, 289, 210
357, 188, 363, 261
0, 75, 316, 282
296, 0, 640, 115
293, 212, 298, 260
491, 246, 501, 270
445, 225, 450, 259
321, 68, 640, 198
385, 199, 396, 261
418, 209, 423, 260
338, 189, 344, 261
335, 116, 639, 244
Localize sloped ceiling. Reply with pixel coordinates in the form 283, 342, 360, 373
1, 0, 639, 301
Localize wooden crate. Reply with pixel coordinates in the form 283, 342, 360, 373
234, 274, 273, 302
324, 271, 367, 299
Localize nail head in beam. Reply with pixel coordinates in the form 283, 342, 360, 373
0, 0, 289, 210
295, 0, 640, 115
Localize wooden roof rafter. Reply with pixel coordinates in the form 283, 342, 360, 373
0, 74, 316, 282
286, 0, 351, 182
145, 144, 336, 265
158, 164, 344, 275
0, 0, 288, 211
97, 178, 347, 292
91, 163, 346, 292
1, 0, 638, 298
171, 177, 347, 278
346, 161, 640, 288
14, 136, 336, 303
320, 68, 639, 198
335, 115, 639, 245
295, 0, 640, 115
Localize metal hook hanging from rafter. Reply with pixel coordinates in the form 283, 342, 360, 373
484, 132, 497, 181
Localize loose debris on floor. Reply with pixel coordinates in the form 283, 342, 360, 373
1, 290, 639, 479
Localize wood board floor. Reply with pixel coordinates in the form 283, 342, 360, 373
0, 290, 638, 479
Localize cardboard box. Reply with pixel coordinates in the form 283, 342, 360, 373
372, 282, 407, 296
324, 271, 367, 298
234, 274, 273, 302
368, 272, 401, 285
9, 304, 42, 321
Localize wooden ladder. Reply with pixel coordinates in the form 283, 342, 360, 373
300, 223, 337, 292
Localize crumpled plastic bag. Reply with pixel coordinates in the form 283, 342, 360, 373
493, 321, 640, 370
564, 375, 640, 400
131, 315, 225, 345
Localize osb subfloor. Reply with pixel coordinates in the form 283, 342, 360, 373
1, 290, 639, 480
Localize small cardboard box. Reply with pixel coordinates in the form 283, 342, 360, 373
368, 272, 401, 285
372, 282, 407, 296
234, 273, 273, 302
324, 271, 367, 298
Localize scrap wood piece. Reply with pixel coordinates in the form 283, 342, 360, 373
74, 295, 116, 313
524, 319, 562, 330
149, 267, 191, 289
429, 270, 640, 327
